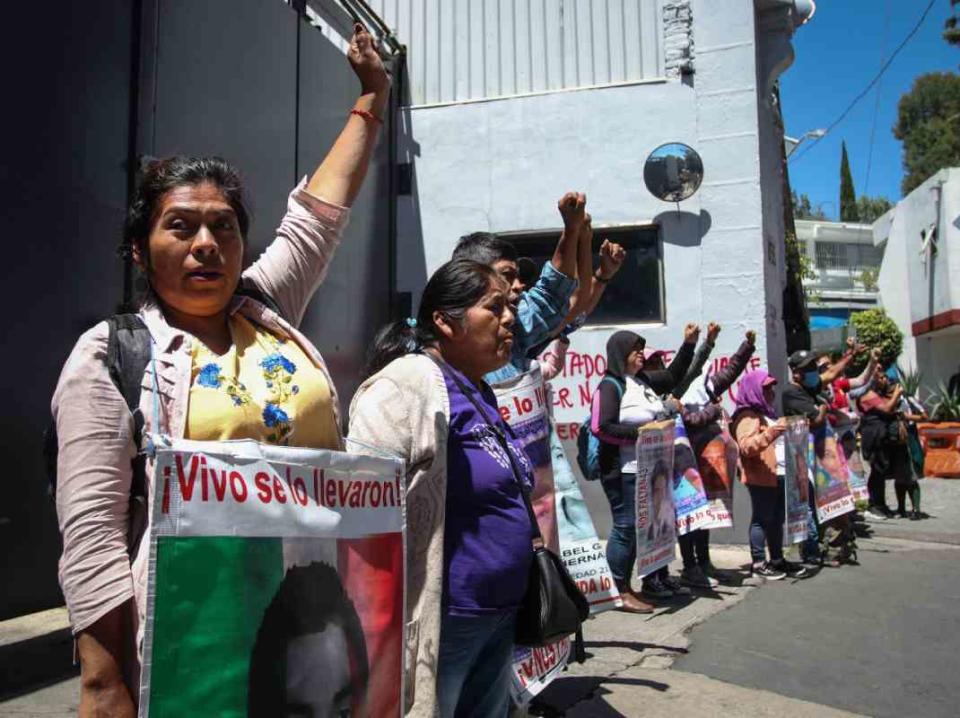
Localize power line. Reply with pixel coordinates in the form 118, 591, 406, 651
789, 0, 937, 166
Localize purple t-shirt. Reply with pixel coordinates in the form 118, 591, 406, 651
442, 366, 535, 616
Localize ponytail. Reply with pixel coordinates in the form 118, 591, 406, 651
363, 259, 497, 379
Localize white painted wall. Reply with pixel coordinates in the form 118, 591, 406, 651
396, 0, 805, 430
876, 168, 960, 390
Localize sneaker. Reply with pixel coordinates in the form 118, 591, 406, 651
661, 574, 692, 596
641, 577, 673, 600
752, 562, 787, 580
680, 565, 719, 588
866, 506, 888, 520
771, 559, 809, 579
896, 509, 910, 519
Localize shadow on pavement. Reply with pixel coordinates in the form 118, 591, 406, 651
531, 674, 672, 716
0, 627, 78, 701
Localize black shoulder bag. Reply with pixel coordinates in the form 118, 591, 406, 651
436, 358, 589, 647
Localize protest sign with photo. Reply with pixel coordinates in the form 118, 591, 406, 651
784, 417, 812, 544
835, 419, 869, 503
635, 420, 677, 577
672, 416, 712, 535
552, 427, 621, 613
812, 424, 856, 523
494, 365, 570, 704
696, 424, 738, 530
139, 439, 405, 718
511, 639, 572, 703
493, 363, 559, 552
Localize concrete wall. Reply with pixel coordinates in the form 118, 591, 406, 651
876, 168, 960, 389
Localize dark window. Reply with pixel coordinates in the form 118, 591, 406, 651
499, 225, 663, 325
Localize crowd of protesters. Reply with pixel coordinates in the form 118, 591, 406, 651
48, 23, 934, 718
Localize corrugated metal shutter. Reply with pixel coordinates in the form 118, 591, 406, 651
367, 0, 663, 105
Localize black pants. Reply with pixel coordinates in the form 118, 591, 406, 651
678, 529, 711, 569
867, 466, 888, 509
747, 481, 785, 563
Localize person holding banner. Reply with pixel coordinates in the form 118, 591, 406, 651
352, 259, 537, 718
592, 327, 698, 603
676, 328, 757, 586
51, 24, 390, 716
732, 371, 808, 580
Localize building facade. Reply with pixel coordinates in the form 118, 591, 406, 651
376, 0, 813, 424
875, 168, 960, 392
795, 218, 883, 350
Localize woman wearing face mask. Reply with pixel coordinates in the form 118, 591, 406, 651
732, 371, 808, 580
349, 260, 528, 718
591, 326, 698, 606
857, 368, 910, 520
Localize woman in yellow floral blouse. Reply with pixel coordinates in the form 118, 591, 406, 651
51, 24, 389, 717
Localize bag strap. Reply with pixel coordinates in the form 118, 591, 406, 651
106, 314, 152, 500
428, 355, 543, 543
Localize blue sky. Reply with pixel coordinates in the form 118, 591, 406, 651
781, 0, 956, 218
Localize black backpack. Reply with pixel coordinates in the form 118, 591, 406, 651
43, 287, 281, 502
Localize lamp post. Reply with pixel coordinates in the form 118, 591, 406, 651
784, 128, 826, 157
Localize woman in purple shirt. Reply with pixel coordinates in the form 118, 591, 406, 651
354, 259, 532, 717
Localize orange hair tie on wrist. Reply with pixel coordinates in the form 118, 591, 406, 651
350, 109, 383, 125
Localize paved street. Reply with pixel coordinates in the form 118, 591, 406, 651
4, 480, 959, 716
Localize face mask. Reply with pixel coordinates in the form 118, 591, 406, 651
801, 370, 821, 390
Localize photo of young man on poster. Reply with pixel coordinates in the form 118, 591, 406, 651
248, 562, 370, 718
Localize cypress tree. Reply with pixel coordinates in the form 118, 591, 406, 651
839, 141, 859, 222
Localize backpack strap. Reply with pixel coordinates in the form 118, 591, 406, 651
106, 314, 151, 500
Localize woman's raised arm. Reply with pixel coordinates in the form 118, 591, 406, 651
306, 24, 390, 207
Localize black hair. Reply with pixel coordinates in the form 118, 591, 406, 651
363, 259, 498, 379
248, 561, 369, 717
451, 231, 517, 266
121, 155, 251, 262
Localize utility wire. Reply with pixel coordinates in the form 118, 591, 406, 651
863, 0, 892, 196
790, 0, 936, 166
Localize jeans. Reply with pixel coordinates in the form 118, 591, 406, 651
601, 472, 636, 583
747, 480, 785, 563
437, 611, 517, 718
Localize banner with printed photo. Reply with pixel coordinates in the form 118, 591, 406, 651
635, 420, 677, 577
492, 363, 559, 552
139, 439, 405, 718
834, 418, 869, 503
551, 425, 621, 614
784, 417, 812, 544
697, 425, 738, 530
812, 424, 856, 523
510, 638, 572, 703
494, 366, 571, 705
672, 416, 712, 535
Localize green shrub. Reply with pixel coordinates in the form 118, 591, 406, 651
850, 309, 903, 372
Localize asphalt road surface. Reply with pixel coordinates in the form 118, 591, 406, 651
674, 479, 960, 718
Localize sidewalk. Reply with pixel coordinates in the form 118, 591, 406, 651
526, 545, 863, 717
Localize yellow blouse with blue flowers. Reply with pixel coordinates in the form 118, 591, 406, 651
185, 313, 338, 448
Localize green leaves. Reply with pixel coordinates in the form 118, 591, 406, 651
850, 308, 903, 372
894, 72, 960, 195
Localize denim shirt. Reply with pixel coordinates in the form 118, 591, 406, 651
485, 262, 577, 384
